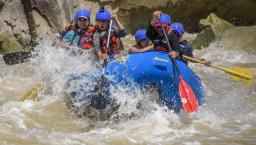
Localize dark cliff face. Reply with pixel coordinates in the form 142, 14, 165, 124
166, 0, 256, 32
14, 0, 256, 34
22, 0, 37, 48
0, 1, 4, 11
103, 0, 256, 33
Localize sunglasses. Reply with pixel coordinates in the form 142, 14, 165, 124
155, 26, 167, 30
138, 39, 151, 47
78, 17, 88, 22
155, 26, 167, 29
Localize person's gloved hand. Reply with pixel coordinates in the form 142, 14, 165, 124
153, 11, 162, 18
151, 11, 162, 25
169, 51, 179, 59
114, 53, 121, 59
111, 13, 118, 21
203, 60, 211, 66
99, 53, 108, 60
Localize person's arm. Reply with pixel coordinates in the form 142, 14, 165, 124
129, 45, 154, 53
180, 40, 211, 65
114, 27, 126, 38
181, 40, 194, 57
97, 51, 108, 60
168, 32, 181, 53
93, 32, 101, 50
150, 11, 162, 26
146, 24, 156, 40
111, 14, 126, 38
114, 37, 123, 55
168, 32, 182, 58
146, 11, 162, 41
93, 32, 107, 59
112, 13, 124, 30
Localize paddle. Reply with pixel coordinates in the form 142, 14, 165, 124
91, 19, 113, 110
3, 51, 33, 65
182, 55, 254, 83
159, 16, 198, 112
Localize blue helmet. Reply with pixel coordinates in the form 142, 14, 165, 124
96, 7, 111, 21
171, 23, 184, 34
135, 29, 148, 41
74, 9, 90, 22
155, 13, 171, 26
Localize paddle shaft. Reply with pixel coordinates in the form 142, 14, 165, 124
160, 22, 181, 74
159, 17, 198, 112
100, 19, 113, 93
106, 19, 113, 49
103, 19, 113, 71
182, 55, 252, 80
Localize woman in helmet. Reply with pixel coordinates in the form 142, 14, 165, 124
171, 22, 211, 65
129, 29, 154, 53
59, 8, 91, 46
93, 7, 126, 60
146, 11, 182, 59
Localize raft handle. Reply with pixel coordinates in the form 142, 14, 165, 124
154, 65, 167, 71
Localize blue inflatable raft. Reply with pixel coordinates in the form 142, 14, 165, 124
65, 51, 204, 114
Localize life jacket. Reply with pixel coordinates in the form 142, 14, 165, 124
98, 28, 123, 55
59, 23, 88, 45
154, 28, 173, 52
179, 40, 193, 57
79, 26, 96, 49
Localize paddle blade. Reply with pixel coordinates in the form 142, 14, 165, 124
228, 67, 254, 84
21, 84, 44, 101
178, 76, 199, 112
3, 52, 32, 65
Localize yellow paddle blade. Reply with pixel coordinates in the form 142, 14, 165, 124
228, 67, 254, 84
21, 83, 44, 101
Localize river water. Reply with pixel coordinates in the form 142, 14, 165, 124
0, 34, 255, 145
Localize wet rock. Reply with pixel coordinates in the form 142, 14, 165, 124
200, 13, 234, 38
32, 10, 52, 38
0, 32, 23, 54
0, 0, 30, 48
0, 1, 4, 11
192, 27, 215, 49
192, 13, 234, 49
107, 0, 170, 34
30, 0, 64, 32
168, 0, 256, 32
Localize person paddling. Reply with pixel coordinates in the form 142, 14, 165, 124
129, 29, 154, 53
93, 7, 126, 60
171, 22, 211, 65
146, 11, 181, 59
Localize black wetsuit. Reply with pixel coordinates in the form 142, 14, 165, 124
179, 40, 193, 65
146, 24, 182, 56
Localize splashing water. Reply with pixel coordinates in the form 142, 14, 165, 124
0, 33, 255, 145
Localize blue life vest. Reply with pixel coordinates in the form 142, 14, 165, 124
179, 40, 193, 64
62, 30, 81, 45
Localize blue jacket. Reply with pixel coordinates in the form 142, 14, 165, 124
61, 30, 82, 45
59, 25, 88, 46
